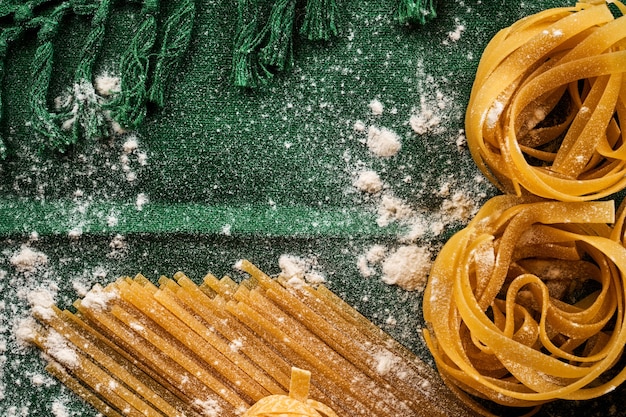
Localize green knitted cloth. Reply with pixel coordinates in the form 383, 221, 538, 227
0, 1, 623, 416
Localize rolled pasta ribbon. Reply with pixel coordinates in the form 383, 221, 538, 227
423, 195, 626, 411
243, 367, 339, 417
466, 1, 626, 201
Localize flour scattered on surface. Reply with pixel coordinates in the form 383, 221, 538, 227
44, 330, 80, 369
194, 398, 222, 417
353, 120, 366, 132
357, 245, 388, 278
486, 100, 504, 128
229, 338, 243, 353
119, 135, 147, 182
381, 245, 432, 291
441, 191, 478, 223
368, 99, 384, 115
366, 244, 387, 264
107, 234, 128, 259
377, 194, 414, 227
14, 317, 38, 346
455, 129, 467, 149
67, 227, 83, 240
27, 288, 56, 321
357, 255, 376, 278
136, 193, 149, 211
122, 136, 139, 154
81, 284, 118, 311
51, 399, 69, 417
354, 170, 383, 194
107, 212, 119, 227
447, 18, 466, 42
400, 219, 427, 243
408, 61, 460, 137
10, 246, 48, 274
374, 350, 397, 376
94, 72, 121, 97
409, 96, 442, 135
279, 254, 326, 287
367, 126, 401, 157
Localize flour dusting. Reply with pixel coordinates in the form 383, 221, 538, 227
194, 399, 222, 417
43, 330, 80, 369
279, 254, 326, 287
367, 126, 401, 157
194, 398, 222, 417
81, 284, 118, 311
354, 170, 384, 194
381, 245, 432, 291
10, 246, 48, 274
368, 99, 384, 115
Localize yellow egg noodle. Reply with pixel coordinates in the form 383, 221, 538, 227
465, 0, 626, 201
242, 367, 339, 417
423, 195, 626, 414
29, 260, 474, 417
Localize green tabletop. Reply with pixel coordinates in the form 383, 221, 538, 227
0, 0, 624, 416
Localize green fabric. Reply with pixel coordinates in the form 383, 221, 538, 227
0, 1, 624, 416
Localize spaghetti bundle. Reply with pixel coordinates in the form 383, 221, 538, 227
465, 1, 626, 201
423, 195, 626, 411
28, 260, 474, 417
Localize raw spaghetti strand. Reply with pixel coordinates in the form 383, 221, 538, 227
27, 262, 475, 416
423, 196, 626, 412
465, 1, 626, 201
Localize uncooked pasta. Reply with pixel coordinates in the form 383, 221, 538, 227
28, 260, 475, 417
423, 195, 626, 413
465, 0, 626, 201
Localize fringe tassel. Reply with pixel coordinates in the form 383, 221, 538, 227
29, 4, 72, 152
300, 0, 338, 41
148, 0, 196, 107
108, 0, 158, 129
232, 0, 339, 88
259, 0, 297, 71
0, 53, 6, 159
398, 0, 438, 25
233, 0, 337, 88
66, 0, 112, 141
0, 27, 23, 159
0, 0, 193, 157
231, 0, 272, 88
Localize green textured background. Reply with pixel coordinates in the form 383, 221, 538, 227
1, 1, 625, 416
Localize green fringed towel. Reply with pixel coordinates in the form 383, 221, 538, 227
231, 0, 440, 88
231, 0, 339, 88
398, 0, 438, 25
0, 0, 196, 158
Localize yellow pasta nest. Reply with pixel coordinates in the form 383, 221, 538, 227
28, 260, 475, 417
243, 367, 338, 417
423, 195, 626, 411
465, 1, 626, 201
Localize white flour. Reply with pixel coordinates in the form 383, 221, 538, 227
279, 254, 326, 287
366, 126, 402, 157
381, 245, 432, 292
354, 170, 383, 194
10, 246, 49, 274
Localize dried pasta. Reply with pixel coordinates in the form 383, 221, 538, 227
465, 0, 626, 201
28, 260, 475, 417
242, 367, 339, 417
423, 195, 626, 413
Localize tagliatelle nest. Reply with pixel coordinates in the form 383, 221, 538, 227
465, 0, 626, 201
423, 195, 626, 413
243, 368, 338, 417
